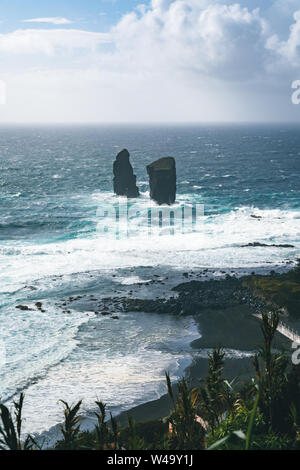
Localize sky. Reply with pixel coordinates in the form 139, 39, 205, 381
0, 0, 300, 123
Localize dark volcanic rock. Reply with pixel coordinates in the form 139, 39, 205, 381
147, 157, 176, 205
113, 149, 139, 198
241, 242, 295, 248
119, 277, 243, 316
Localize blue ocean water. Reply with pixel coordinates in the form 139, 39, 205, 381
1, 124, 299, 242
0, 124, 299, 436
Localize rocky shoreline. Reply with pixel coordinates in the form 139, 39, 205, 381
45, 269, 291, 320
17, 261, 299, 327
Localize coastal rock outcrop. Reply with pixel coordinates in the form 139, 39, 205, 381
147, 157, 176, 205
241, 242, 295, 248
113, 149, 139, 198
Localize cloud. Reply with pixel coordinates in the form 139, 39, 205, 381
22, 17, 73, 25
267, 10, 300, 67
1, 0, 300, 122
1, 1, 296, 77
111, 1, 269, 81
0, 28, 112, 55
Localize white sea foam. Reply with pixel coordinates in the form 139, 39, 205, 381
0, 201, 298, 288
0, 304, 90, 402
114, 276, 152, 285
10, 313, 199, 437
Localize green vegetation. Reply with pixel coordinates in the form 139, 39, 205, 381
0, 394, 37, 450
1, 311, 300, 450
243, 262, 300, 317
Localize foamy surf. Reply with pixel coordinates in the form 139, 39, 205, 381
8, 313, 199, 437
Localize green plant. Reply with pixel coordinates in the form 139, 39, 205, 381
94, 401, 109, 450
59, 400, 82, 450
197, 347, 234, 432
0, 394, 36, 450
126, 415, 147, 450
253, 311, 293, 433
166, 373, 205, 450
110, 413, 119, 450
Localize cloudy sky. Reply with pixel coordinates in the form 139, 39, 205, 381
0, 0, 300, 123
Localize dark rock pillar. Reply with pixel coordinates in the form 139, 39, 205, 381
147, 157, 176, 205
113, 149, 139, 198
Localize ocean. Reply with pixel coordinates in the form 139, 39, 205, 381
0, 123, 299, 438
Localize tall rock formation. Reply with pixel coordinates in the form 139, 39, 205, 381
147, 157, 176, 205
113, 149, 139, 198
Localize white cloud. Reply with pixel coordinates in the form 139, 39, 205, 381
0, 28, 112, 55
0, 1, 294, 76
267, 10, 300, 67
1, 0, 300, 122
111, 2, 269, 80
22, 17, 73, 25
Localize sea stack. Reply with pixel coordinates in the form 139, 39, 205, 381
113, 149, 139, 198
147, 157, 176, 205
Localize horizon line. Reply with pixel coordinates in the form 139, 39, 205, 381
0, 121, 299, 126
